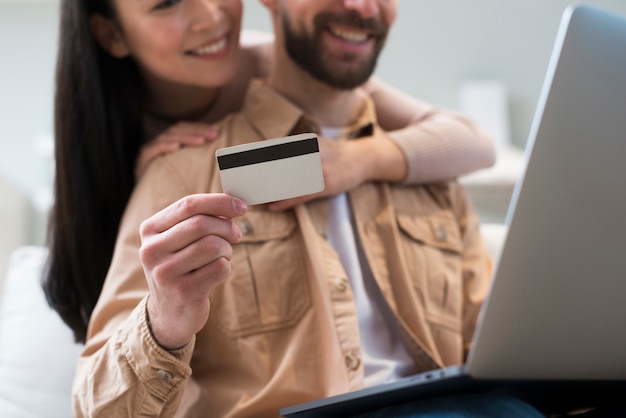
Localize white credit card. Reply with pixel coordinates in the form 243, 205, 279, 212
216, 133, 325, 205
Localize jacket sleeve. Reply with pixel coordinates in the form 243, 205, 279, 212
72, 156, 197, 418
363, 77, 496, 184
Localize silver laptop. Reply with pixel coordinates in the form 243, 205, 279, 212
280, 4, 626, 417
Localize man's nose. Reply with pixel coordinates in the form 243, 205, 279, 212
343, 0, 380, 18
190, 0, 224, 32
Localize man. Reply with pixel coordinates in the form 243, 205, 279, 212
73, 0, 542, 416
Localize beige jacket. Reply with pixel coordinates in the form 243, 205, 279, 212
74, 81, 492, 418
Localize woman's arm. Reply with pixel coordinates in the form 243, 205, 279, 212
364, 77, 496, 183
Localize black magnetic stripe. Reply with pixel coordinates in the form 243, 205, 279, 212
217, 138, 319, 170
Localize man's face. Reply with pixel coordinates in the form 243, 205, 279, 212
279, 0, 397, 90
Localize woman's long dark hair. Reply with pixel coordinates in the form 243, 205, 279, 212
43, 0, 143, 343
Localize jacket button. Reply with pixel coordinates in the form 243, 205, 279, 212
436, 228, 447, 242
156, 369, 173, 381
333, 276, 349, 292
237, 219, 254, 235
344, 353, 361, 371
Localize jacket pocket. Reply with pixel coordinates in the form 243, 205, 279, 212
209, 209, 311, 338
396, 211, 463, 332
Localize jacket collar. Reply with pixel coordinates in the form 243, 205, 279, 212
242, 79, 377, 141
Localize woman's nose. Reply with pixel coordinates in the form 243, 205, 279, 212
190, 0, 225, 32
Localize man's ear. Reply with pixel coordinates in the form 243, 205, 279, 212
89, 14, 130, 58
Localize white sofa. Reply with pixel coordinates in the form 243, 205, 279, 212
0, 246, 83, 418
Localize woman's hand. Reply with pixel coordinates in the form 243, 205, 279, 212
267, 135, 406, 211
135, 122, 219, 179
139, 193, 247, 350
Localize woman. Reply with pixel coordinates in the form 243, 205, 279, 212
43, 0, 495, 345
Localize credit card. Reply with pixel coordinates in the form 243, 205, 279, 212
216, 133, 325, 205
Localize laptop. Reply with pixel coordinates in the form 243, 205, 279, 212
280, 4, 626, 417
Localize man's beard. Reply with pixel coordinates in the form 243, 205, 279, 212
282, 10, 388, 90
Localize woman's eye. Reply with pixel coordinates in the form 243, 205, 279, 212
153, 0, 182, 11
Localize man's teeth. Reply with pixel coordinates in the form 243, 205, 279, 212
192, 38, 227, 55
330, 27, 369, 43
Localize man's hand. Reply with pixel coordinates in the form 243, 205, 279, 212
139, 194, 247, 350
135, 122, 219, 179
267, 135, 406, 211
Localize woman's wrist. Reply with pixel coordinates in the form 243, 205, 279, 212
359, 135, 407, 183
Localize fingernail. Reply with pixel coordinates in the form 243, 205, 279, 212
233, 198, 247, 213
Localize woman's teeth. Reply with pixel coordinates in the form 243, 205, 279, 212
191, 38, 227, 55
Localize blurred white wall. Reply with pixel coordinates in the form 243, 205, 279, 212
0, 1, 58, 215
1, 0, 626, 239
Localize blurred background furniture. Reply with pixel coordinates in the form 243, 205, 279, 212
458, 78, 526, 225
460, 146, 525, 224
0, 175, 31, 300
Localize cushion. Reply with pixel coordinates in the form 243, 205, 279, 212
0, 246, 83, 418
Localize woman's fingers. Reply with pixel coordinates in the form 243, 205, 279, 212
135, 123, 219, 178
